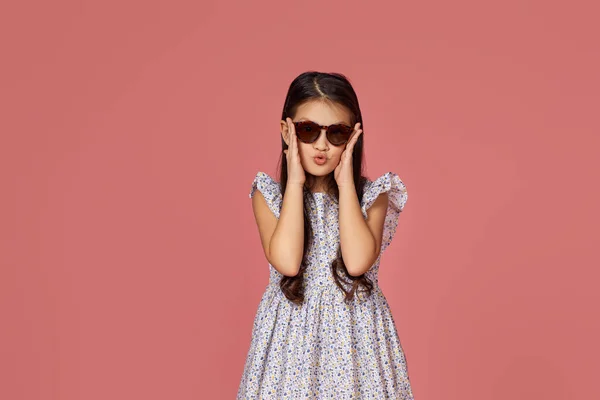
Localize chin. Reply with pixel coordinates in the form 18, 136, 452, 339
302, 161, 334, 177
307, 168, 334, 177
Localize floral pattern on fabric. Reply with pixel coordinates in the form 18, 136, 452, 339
360, 172, 408, 253
239, 171, 414, 399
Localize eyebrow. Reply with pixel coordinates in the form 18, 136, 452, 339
296, 118, 349, 125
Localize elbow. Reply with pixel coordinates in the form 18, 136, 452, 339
275, 257, 301, 277
345, 259, 372, 277
281, 266, 301, 277
268, 255, 302, 277
345, 251, 380, 277
275, 263, 301, 277
346, 264, 370, 277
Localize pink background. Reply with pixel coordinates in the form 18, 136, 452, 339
1, 0, 599, 399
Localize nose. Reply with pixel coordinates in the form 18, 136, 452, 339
313, 129, 329, 150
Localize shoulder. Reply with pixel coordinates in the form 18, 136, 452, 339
362, 171, 406, 192
249, 171, 282, 219
360, 171, 408, 216
250, 171, 280, 196
361, 172, 409, 252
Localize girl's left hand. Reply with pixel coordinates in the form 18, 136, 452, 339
334, 123, 362, 188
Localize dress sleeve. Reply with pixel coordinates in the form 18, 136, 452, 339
360, 172, 408, 252
249, 171, 283, 219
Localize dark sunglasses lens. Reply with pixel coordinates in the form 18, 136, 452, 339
295, 121, 320, 143
328, 125, 353, 145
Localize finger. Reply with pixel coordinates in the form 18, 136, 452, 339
290, 119, 298, 156
353, 129, 363, 143
340, 149, 348, 162
288, 118, 294, 146
347, 129, 362, 152
287, 119, 293, 158
348, 125, 360, 141
284, 118, 291, 152
284, 119, 290, 157
288, 121, 295, 158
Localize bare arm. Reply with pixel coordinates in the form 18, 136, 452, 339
252, 183, 305, 276
338, 184, 388, 276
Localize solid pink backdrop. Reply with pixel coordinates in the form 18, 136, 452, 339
1, 0, 599, 399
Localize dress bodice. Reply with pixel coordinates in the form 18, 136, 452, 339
249, 172, 408, 291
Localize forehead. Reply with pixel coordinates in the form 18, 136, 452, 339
294, 100, 352, 125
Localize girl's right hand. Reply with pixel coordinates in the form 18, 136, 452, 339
283, 118, 306, 186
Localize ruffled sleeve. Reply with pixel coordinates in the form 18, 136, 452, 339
249, 171, 283, 219
360, 172, 408, 252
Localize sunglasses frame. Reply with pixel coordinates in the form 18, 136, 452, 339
292, 120, 354, 146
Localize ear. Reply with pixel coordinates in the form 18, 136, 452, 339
280, 119, 290, 146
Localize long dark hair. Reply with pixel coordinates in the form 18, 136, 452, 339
277, 71, 373, 305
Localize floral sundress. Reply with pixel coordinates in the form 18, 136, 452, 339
237, 171, 415, 399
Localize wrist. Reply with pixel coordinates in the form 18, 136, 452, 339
286, 180, 305, 188
337, 182, 356, 192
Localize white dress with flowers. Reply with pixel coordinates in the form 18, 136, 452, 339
237, 171, 415, 399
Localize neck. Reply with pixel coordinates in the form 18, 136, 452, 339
307, 174, 328, 193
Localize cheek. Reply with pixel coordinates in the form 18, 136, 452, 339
330, 148, 345, 162
297, 143, 312, 163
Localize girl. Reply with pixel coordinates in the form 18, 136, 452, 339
238, 71, 415, 399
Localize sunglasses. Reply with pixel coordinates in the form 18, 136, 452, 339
293, 120, 354, 146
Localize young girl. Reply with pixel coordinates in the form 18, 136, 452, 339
237, 71, 415, 399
